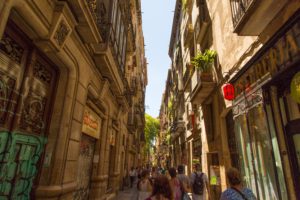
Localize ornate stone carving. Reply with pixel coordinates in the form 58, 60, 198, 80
19, 92, 46, 135
53, 20, 70, 46
33, 61, 52, 84
0, 33, 24, 63
87, 0, 108, 39
0, 72, 16, 124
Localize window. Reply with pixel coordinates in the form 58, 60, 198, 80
234, 104, 283, 199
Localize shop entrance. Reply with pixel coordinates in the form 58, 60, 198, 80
0, 22, 58, 199
274, 73, 300, 198
233, 88, 287, 200
286, 119, 300, 196
74, 134, 96, 199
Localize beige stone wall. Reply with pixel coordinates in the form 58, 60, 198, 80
0, 0, 146, 199
166, 0, 300, 199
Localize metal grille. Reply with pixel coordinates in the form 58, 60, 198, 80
230, 0, 255, 28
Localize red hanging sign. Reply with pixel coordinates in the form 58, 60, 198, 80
223, 83, 235, 100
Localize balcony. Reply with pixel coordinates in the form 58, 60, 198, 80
67, 0, 129, 96
170, 120, 185, 135
190, 69, 215, 104
230, 0, 288, 35
65, 0, 103, 43
127, 110, 136, 132
195, 1, 210, 44
183, 64, 194, 90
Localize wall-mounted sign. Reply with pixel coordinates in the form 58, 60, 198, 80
233, 21, 300, 97
291, 72, 300, 104
82, 106, 101, 139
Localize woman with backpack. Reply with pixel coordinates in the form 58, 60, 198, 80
138, 169, 152, 200
220, 167, 256, 200
190, 163, 210, 200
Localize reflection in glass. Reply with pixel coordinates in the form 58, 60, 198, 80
234, 104, 286, 200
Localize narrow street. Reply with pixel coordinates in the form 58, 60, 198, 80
0, 0, 300, 199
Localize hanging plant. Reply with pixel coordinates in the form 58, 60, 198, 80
191, 49, 217, 73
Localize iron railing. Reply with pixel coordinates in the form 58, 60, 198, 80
230, 0, 255, 28
87, 0, 126, 72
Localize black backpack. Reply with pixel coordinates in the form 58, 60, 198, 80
192, 172, 204, 195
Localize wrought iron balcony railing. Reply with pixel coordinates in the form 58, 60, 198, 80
230, 0, 255, 29
87, 0, 127, 72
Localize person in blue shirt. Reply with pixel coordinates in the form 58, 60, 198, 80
220, 168, 256, 200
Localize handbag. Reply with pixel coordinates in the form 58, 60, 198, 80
179, 179, 191, 200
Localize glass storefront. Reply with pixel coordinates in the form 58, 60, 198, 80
277, 84, 300, 197
234, 103, 287, 200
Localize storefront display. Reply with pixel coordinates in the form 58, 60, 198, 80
74, 106, 101, 199
230, 10, 300, 200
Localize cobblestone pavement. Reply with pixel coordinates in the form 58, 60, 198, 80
116, 186, 139, 200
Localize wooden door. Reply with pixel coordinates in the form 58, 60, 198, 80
0, 22, 57, 199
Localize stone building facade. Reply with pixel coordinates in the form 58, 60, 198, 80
0, 0, 147, 199
161, 0, 300, 199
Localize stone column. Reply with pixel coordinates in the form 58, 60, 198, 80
90, 112, 109, 199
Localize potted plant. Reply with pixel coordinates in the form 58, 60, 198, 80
191, 49, 217, 81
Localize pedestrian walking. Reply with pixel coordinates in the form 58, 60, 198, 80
168, 167, 182, 200
146, 175, 173, 200
220, 167, 256, 200
129, 167, 136, 188
138, 169, 153, 200
151, 166, 159, 179
177, 165, 191, 200
190, 163, 210, 200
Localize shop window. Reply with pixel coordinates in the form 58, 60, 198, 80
234, 104, 283, 199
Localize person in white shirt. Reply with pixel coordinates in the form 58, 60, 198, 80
129, 167, 136, 188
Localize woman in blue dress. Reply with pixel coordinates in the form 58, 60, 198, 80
220, 168, 256, 200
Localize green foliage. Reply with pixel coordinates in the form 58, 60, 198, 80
191, 49, 217, 72
144, 114, 159, 154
